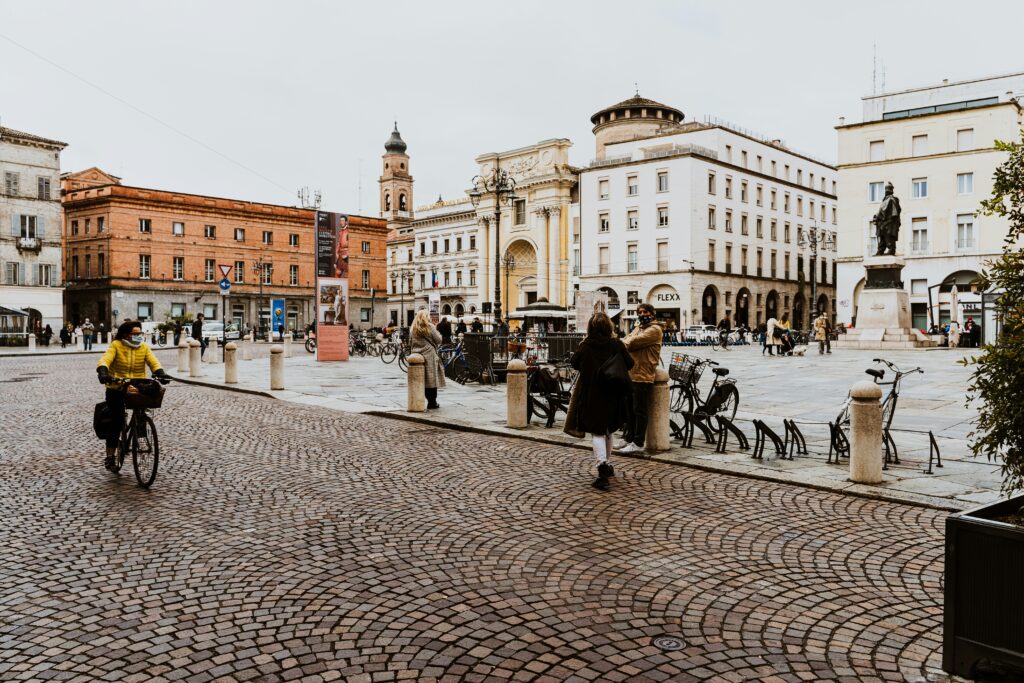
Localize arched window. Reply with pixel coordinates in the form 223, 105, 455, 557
384, 193, 391, 211
399, 193, 407, 211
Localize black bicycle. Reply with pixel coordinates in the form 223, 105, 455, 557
668, 354, 740, 424
108, 376, 169, 488
835, 358, 923, 430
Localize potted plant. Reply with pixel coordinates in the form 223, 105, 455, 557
944, 131, 1024, 678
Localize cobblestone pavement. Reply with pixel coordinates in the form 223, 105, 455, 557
0, 354, 947, 682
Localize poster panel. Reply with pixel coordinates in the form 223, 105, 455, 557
428, 291, 441, 323
271, 298, 285, 339
315, 211, 350, 361
575, 291, 609, 331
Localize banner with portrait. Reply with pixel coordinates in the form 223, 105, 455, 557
315, 211, 350, 361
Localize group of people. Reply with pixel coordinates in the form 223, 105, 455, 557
756, 312, 834, 356
927, 316, 982, 348
40, 319, 103, 350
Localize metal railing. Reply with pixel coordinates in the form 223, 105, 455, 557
957, 239, 977, 249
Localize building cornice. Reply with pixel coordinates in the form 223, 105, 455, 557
835, 101, 1020, 131
836, 146, 1003, 170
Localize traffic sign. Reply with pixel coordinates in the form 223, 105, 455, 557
218, 277, 231, 295
218, 264, 233, 278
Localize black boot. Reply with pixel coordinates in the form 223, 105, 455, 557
593, 462, 613, 491
600, 462, 614, 478
425, 387, 439, 410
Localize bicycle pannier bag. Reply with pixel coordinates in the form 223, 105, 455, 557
93, 401, 116, 440
597, 350, 631, 393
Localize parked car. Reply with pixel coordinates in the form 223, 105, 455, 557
685, 325, 718, 342
189, 321, 241, 342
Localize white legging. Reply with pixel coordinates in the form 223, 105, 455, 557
591, 433, 613, 464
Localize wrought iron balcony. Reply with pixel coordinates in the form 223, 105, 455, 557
16, 237, 40, 253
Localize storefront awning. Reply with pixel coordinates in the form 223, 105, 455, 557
0, 306, 28, 316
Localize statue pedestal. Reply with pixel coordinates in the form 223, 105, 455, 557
836, 257, 937, 350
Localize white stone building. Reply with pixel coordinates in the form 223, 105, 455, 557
577, 96, 838, 333
835, 72, 1024, 339
0, 126, 67, 336
409, 197, 481, 320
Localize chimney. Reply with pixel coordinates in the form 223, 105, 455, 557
942, 78, 949, 85
838, 116, 846, 126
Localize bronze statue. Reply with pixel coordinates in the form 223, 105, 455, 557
871, 182, 902, 256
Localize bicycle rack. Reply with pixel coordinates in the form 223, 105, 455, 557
715, 415, 750, 453
752, 420, 786, 460
783, 419, 807, 459
828, 421, 849, 464
691, 414, 718, 444
882, 428, 899, 469
670, 415, 693, 447
925, 430, 943, 474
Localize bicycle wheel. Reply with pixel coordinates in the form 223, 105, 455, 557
462, 355, 483, 384
380, 344, 397, 364
305, 339, 316, 353
111, 424, 128, 474
131, 414, 159, 489
669, 384, 694, 415
714, 384, 740, 422
835, 401, 850, 429
398, 352, 408, 373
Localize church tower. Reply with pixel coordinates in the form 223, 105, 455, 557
379, 123, 413, 231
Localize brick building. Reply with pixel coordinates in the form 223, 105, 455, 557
345, 214, 389, 329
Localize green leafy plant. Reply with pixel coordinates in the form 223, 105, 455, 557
967, 131, 1024, 494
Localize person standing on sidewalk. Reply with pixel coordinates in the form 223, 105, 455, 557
566, 311, 633, 491
615, 303, 663, 455
410, 310, 444, 409
59, 324, 71, 348
81, 318, 95, 351
813, 311, 831, 355
191, 314, 207, 358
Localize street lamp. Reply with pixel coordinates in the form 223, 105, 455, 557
798, 221, 835, 325
468, 166, 518, 328
252, 258, 272, 340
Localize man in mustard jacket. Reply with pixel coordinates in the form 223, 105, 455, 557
615, 303, 663, 454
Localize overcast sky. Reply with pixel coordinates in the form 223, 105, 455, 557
2, 0, 1021, 214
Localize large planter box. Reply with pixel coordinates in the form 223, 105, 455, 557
944, 494, 1024, 677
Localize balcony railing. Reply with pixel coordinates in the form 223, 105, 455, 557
957, 238, 977, 249
708, 262, 716, 272
16, 237, 41, 252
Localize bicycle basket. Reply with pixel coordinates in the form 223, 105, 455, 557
122, 379, 165, 409
668, 353, 703, 385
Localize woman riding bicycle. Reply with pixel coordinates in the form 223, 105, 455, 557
96, 320, 168, 471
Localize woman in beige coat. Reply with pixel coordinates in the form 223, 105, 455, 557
410, 310, 445, 409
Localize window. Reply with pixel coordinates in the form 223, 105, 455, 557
784, 222, 791, 243
756, 185, 763, 206
19, 215, 37, 238
796, 170, 803, 185
657, 241, 668, 272
289, 234, 299, 247
420, 242, 426, 256
513, 199, 526, 226
756, 217, 763, 238
139, 254, 151, 279
832, 207, 837, 225
708, 241, 716, 271
912, 134, 928, 156
657, 172, 669, 192
362, 270, 370, 288
957, 214, 975, 249
234, 228, 245, 241
470, 235, 476, 250
757, 155, 763, 172
84, 218, 91, 235
262, 231, 273, 245
289, 265, 299, 286
456, 271, 462, 286
627, 244, 638, 272
911, 279, 928, 295
908, 177, 928, 199
420, 274, 426, 290
139, 218, 152, 233
173, 257, 184, 280
796, 197, 803, 216
657, 206, 669, 227
741, 181, 748, 202
725, 210, 733, 233
627, 209, 639, 230
443, 238, 450, 253
172, 221, 185, 236
203, 304, 217, 320
725, 244, 733, 274
708, 207, 716, 230
770, 250, 777, 278
757, 248, 763, 276
741, 150, 748, 167
771, 160, 777, 177
770, 220, 778, 241
469, 270, 476, 286
137, 302, 153, 321
5, 172, 20, 196
598, 246, 610, 274
97, 253, 104, 277
741, 214, 748, 236
598, 212, 609, 233
770, 189, 777, 210
71, 220, 79, 236
171, 303, 186, 318
708, 172, 716, 195
869, 140, 885, 161
234, 261, 244, 283
205, 259, 215, 282
741, 246, 748, 275
957, 172, 974, 194
627, 175, 638, 196
957, 128, 974, 152
262, 263, 272, 285
725, 177, 733, 199
360, 308, 371, 323
784, 193, 790, 213
598, 179, 609, 199
869, 182, 884, 202
784, 164, 790, 180
911, 217, 928, 253
398, 194, 407, 211
37, 176, 51, 199
204, 224, 216, 239
456, 237, 462, 251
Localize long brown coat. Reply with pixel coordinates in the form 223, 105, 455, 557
564, 336, 633, 436
411, 325, 446, 389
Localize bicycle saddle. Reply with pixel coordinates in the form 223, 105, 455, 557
866, 368, 885, 380
712, 367, 729, 377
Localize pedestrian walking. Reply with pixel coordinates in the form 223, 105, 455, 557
191, 314, 207, 358
813, 311, 830, 355
778, 313, 793, 356
564, 311, 634, 491
410, 310, 445, 409
455, 319, 468, 336
59, 324, 71, 348
765, 317, 781, 356
173, 319, 182, 346
470, 317, 484, 333
615, 303, 663, 455
437, 316, 452, 344
948, 320, 962, 348
81, 318, 95, 351
971, 317, 982, 347
42, 324, 53, 347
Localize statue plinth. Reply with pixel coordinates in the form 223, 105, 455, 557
836, 256, 936, 350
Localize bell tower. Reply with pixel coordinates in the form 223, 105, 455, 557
379, 123, 413, 231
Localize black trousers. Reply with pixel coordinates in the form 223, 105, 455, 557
104, 388, 126, 449
623, 381, 653, 447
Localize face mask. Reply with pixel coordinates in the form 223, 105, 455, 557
130, 334, 144, 345
638, 315, 653, 325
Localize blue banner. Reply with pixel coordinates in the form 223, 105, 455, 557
271, 298, 285, 334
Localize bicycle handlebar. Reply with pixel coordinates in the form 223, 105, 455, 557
872, 358, 924, 376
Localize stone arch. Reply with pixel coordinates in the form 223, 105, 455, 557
793, 293, 806, 330
765, 290, 780, 321
851, 278, 865, 326
735, 288, 752, 327
817, 294, 830, 318
441, 304, 452, 316
384, 192, 391, 211
504, 239, 538, 313
398, 193, 407, 212
454, 303, 465, 318
701, 285, 719, 325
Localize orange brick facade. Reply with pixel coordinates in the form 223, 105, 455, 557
61, 169, 386, 332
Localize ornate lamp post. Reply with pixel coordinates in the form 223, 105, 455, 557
798, 221, 835, 322
252, 258, 272, 339
468, 166, 518, 328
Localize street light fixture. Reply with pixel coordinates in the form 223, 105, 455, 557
468, 166, 518, 328
798, 221, 835, 324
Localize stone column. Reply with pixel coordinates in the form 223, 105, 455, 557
506, 359, 528, 428
548, 206, 561, 304
27, 333, 36, 353
406, 353, 426, 412
535, 208, 549, 301
645, 368, 671, 453
188, 339, 201, 377
270, 344, 284, 390
177, 339, 189, 372
849, 380, 883, 484
224, 342, 238, 384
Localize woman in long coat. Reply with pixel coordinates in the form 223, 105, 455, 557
564, 312, 634, 491
410, 310, 445, 409
765, 317, 781, 356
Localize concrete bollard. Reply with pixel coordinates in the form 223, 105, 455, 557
270, 344, 284, 390
75, 333, 84, 351
406, 353, 426, 412
241, 337, 252, 361
224, 342, 238, 384
283, 333, 292, 358
506, 359, 528, 428
188, 339, 201, 377
177, 339, 189, 372
849, 380, 884, 484
646, 368, 672, 453
27, 333, 36, 352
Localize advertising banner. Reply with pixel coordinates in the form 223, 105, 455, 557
315, 211, 350, 361
271, 298, 285, 339
428, 291, 441, 323
575, 291, 609, 331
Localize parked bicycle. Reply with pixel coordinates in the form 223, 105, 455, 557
835, 358, 923, 430
107, 376, 169, 488
668, 353, 740, 430
305, 332, 316, 353
439, 341, 484, 384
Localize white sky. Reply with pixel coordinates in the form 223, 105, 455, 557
2, 0, 1021, 214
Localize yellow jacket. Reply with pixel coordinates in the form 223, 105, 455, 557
97, 340, 162, 388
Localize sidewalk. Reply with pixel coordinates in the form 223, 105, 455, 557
175, 343, 999, 511
0, 342, 181, 357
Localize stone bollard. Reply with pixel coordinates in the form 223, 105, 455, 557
646, 368, 672, 453
406, 353, 426, 412
506, 359, 528, 428
27, 333, 36, 352
188, 339, 201, 377
75, 333, 84, 351
224, 342, 238, 384
283, 333, 292, 358
241, 337, 252, 361
177, 339, 189, 372
849, 380, 884, 484
270, 344, 284, 390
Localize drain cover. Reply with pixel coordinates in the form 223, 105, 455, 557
652, 635, 685, 652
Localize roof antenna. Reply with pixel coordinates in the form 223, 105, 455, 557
634, 82, 639, 97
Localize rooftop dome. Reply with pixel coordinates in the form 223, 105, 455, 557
384, 123, 407, 154
590, 94, 684, 128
